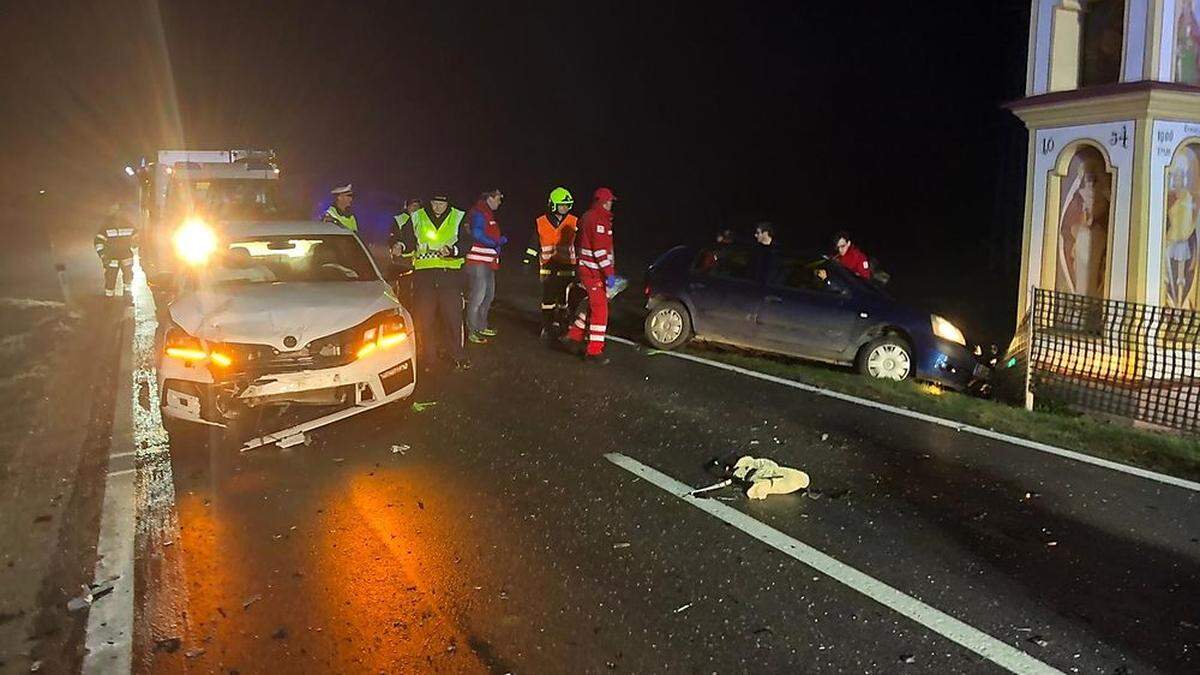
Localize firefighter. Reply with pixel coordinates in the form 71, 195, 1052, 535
524, 187, 578, 340
396, 193, 471, 372
322, 184, 358, 232
93, 204, 138, 298
563, 187, 618, 364
389, 197, 423, 307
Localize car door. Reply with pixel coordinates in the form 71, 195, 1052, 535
754, 257, 863, 361
685, 245, 764, 343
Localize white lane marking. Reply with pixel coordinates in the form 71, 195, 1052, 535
83, 306, 136, 673
604, 453, 1063, 675
607, 336, 1200, 494
109, 450, 137, 460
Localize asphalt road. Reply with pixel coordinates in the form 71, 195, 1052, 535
123, 275, 1200, 674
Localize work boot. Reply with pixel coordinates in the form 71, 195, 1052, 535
582, 353, 610, 366
479, 328, 498, 337
558, 336, 583, 356
468, 332, 489, 345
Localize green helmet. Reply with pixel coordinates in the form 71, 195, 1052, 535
548, 187, 574, 209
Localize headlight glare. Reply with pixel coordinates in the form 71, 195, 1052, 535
931, 314, 966, 346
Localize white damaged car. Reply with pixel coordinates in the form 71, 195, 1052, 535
158, 220, 416, 448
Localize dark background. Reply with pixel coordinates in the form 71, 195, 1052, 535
0, 0, 1031, 343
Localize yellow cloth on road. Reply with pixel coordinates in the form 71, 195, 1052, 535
732, 456, 810, 500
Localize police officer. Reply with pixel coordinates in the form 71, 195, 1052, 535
395, 193, 471, 372
389, 197, 423, 307
524, 187, 578, 340
322, 184, 358, 232
93, 204, 138, 298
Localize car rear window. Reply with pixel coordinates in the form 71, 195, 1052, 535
211, 234, 378, 284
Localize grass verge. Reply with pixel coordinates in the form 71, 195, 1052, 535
678, 343, 1200, 483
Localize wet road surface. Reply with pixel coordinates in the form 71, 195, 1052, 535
130, 293, 1200, 674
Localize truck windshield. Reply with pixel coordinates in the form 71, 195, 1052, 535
167, 179, 282, 221
208, 235, 378, 284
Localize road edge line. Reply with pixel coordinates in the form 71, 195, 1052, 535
604, 452, 1063, 675
607, 336, 1200, 494
82, 305, 136, 674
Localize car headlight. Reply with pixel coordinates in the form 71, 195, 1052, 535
930, 314, 966, 347
173, 217, 217, 266
164, 326, 233, 368
355, 310, 408, 359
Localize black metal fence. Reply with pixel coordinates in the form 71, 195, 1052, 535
1029, 288, 1200, 433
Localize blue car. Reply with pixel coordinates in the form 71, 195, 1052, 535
642, 245, 985, 390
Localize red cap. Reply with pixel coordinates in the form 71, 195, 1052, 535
593, 187, 618, 203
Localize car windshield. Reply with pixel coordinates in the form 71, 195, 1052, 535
209, 235, 378, 284
167, 179, 282, 221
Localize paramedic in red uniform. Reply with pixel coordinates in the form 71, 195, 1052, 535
564, 187, 618, 364
833, 230, 872, 280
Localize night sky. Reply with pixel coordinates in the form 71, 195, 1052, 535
0, 0, 1032, 340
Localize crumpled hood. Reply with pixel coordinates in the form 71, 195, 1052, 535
170, 281, 398, 350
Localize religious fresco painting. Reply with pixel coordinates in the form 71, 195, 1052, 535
1057, 146, 1112, 298
1177, 0, 1200, 85
1164, 143, 1200, 309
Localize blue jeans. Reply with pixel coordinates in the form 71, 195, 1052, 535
465, 264, 495, 334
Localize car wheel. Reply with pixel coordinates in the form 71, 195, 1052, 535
858, 336, 913, 381
644, 300, 692, 350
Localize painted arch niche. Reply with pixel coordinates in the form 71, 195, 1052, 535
1056, 144, 1113, 298
1163, 141, 1200, 309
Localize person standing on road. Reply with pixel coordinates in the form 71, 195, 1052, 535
389, 197, 423, 307
396, 193, 471, 372
750, 221, 776, 281
464, 189, 507, 344
322, 184, 358, 232
833, 230, 872, 280
563, 187, 618, 364
524, 187, 578, 340
93, 203, 138, 298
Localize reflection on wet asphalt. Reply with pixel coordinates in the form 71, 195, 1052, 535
134, 298, 1200, 674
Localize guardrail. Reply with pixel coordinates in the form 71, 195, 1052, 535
1029, 288, 1200, 433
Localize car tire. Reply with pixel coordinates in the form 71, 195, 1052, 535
857, 335, 913, 382
644, 300, 692, 350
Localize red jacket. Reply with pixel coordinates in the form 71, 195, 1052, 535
465, 201, 503, 269
575, 203, 614, 281
837, 244, 871, 280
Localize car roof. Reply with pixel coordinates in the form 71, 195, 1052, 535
218, 220, 352, 239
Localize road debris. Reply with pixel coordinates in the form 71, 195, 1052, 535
1028, 635, 1049, 647
242, 594, 263, 609
732, 456, 810, 500
900, 654, 916, 664
277, 432, 308, 449
67, 580, 115, 612
821, 433, 829, 441
612, 542, 631, 549
686, 479, 732, 498
391, 444, 409, 455
185, 648, 205, 659
332, 457, 344, 463
673, 602, 693, 614
411, 401, 438, 413
29, 660, 41, 672
271, 627, 288, 640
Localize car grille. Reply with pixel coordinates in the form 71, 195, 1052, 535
225, 339, 354, 374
